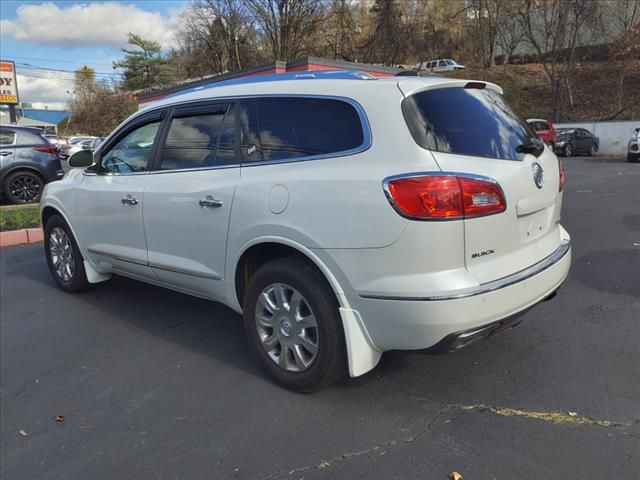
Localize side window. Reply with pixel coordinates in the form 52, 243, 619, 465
438, 60, 447, 67
159, 105, 229, 171
537, 122, 547, 131
100, 121, 161, 174
0, 130, 16, 145
252, 97, 364, 162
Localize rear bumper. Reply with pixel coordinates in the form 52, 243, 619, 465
354, 239, 571, 351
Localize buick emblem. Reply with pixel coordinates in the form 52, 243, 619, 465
532, 162, 544, 189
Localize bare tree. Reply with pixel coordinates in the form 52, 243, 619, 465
520, 0, 600, 120
246, 0, 326, 61
468, 0, 503, 67
496, 1, 526, 64
325, 0, 357, 61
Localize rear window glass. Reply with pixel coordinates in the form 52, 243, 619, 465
402, 87, 536, 161
252, 97, 364, 161
0, 130, 16, 145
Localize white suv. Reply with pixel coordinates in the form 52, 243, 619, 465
41, 70, 571, 392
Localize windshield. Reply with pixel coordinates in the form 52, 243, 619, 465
557, 129, 575, 138
402, 87, 537, 161
446, 59, 455, 65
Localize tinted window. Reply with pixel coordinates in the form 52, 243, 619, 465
251, 97, 364, 161
402, 87, 536, 161
0, 130, 16, 145
438, 60, 447, 67
101, 121, 161, 174
160, 107, 228, 170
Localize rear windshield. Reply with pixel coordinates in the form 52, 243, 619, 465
402, 87, 536, 161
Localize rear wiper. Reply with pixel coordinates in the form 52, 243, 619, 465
516, 138, 544, 157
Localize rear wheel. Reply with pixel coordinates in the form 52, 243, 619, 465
589, 143, 598, 156
3, 170, 44, 204
44, 215, 90, 292
242, 256, 346, 392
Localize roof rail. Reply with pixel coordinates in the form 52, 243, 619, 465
165, 69, 377, 100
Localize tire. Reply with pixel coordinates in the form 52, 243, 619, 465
564, 143, 573, 157
3, 170, 44, 204
589, 143, 598, 156
242, 256, 346, 392
547, 141, 555, 151
44, 215, 90, 293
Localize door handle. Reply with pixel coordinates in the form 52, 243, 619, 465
121, 194, 138, 206
199, 195, 223, 208
0, 151, 12, 156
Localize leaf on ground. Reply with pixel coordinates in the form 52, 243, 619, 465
449, 472, 463, 480
54, 415, 64, 422
19, 430, 28, 437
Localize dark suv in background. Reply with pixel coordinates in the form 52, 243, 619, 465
554, 128, 599, 157
0, 126, 64, 204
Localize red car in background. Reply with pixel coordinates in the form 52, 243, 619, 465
527, 118, 557, 149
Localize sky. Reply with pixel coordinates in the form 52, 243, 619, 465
0, 0, 188, 110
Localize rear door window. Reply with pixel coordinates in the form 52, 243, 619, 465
402, 87, 537, 161
249, 97, 364, 162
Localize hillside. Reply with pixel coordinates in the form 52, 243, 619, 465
443, 60, 640, 122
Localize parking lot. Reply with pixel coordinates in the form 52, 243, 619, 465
1, 156, 638, 479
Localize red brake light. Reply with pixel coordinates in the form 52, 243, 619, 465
558, 158, 565, 192
33, 146, 58, 155
385, 175, 506, 219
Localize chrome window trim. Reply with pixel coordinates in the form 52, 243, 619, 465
360, 240, 570, 302
138, 94, 371, 172
89, 95, 371, 176
381, 171, 507, 222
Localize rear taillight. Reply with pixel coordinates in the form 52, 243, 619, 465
384, 174, 506, 220
558, 158, 565, 192
33, 146, 59, 155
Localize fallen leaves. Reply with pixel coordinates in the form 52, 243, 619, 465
54, 415, 64, 423
449, 472, 463, 480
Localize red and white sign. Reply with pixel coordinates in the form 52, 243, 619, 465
0, 61, 19, 105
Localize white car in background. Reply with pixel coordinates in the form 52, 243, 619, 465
40, 70, 571, 392
416, 59, 466, 72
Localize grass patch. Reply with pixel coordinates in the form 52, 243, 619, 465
0, 205, 41, 232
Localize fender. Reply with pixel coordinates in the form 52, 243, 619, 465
0, 162, 48, 185
229, 235, 382, 378
39, 199, 111, 284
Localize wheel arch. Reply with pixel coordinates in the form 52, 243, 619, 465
231, 237, 382, 378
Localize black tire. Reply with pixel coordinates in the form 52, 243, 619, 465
564, 143, 573, 157
547, 141, 555, 151
589, 143, 598, 156
242, 256, 346, 392
44, 215, 90, 293
3, 170, 44, 204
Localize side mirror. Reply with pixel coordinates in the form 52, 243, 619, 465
81, 144, 90, 150
68, 149, 94, 168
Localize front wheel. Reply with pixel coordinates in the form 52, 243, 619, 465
589, 143, 598, 156
564, 143, 573, 157
242, 257, 346, 392
44, 215, 90, 292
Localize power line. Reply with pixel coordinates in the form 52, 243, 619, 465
5, 55, 116, 67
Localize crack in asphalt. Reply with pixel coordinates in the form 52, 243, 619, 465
261, 400, 638, 479
261, 405, 452, 480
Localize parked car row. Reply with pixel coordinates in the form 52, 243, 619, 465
58, 136, 104, 160
526, 119, 600, 157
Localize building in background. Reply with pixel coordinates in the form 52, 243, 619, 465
136, 56, 400, 107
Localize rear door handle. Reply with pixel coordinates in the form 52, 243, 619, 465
199, 195, 223, 208
121, 194, 138, 206
0, 151, 12, 156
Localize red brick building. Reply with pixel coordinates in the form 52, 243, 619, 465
137, 56, 400, 107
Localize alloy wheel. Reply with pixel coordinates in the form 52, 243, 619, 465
49, 227, 75, 282
9, 174, 41, 202
254, 283, 319, 373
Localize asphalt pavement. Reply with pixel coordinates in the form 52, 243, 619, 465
1, 156, 639, 480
